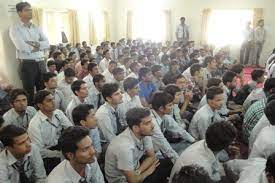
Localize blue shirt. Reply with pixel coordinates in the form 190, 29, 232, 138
138, 81, 156, 102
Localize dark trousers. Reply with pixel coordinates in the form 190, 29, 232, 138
143, 158, 173, 183
255, 42, 263, 65
19, 60, 46, 104
43, 145, 61, 175
240, 41, 252, 65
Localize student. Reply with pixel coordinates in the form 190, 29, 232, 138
119, 77, 142, 123
83, 62, 99, 90
66, 80, 90, 122
248, 69, 265, 90
188, 63, 203, 103
230, 64, 245, 89
72, 104, 102, 159
151, 64, 165, 90
112, 67, 125, 91
103, 60, 117, 83
243, 78, 275, 113
189, 86, 224, 140
138, 67, 157, 107
88, 74, 106, 110
150, 92, 195, 160
3, 89, 36, 129
250, 100, 275, 159
77, 58, 89, 79
57, 68, 76, 108
127, 62, 140, 79
202, 56, 217, 93
0, 125, 47, 182
171, 165, 214, 183
28, 90, 72, 174
95, 83, 124, 144
99, 49, 111, 73
47, 126, 104, 183
47, 60, 58, 74
176, 17, 189, 44
170, 122, 237, 182
105, 107, 173, 183
163, 60, 181, 85
43, 72, 66, 112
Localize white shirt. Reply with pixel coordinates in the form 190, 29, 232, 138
57, 79, 76, 108
83, 74, 95, 90
0, 144, 46, 183
176, 24, 189, 39
182, 67, 192, 81
243, 27, 253, 42
98, 58, 110, 73
9, 21, 49, 60
250, 125, 275, 159
254, 26, 266, 43
47, 159, 104, 183
189, 104, 222, 140
88, 87, 105, 110
103, 69, 115, 83
126, 72, 138, 79
3, 106, 37, 129
28, 110, 73, 158
243, 88, 266, 113
105, 128, 153, 183
249, 114, 270, 150
169, 140, 222, 182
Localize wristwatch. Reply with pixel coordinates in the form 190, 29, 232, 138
135, 169, 141, 175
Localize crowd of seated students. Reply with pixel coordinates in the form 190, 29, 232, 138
1, 36, 275, 183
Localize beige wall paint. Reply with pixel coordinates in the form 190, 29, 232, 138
114, 0, 275, 65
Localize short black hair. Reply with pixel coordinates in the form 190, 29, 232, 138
16, 2, 31, 12
126, 107, 151, 129
264, 78, 275, 92
53, 51, 62, 59
129, 62, 139, 72
64, 68, 75, 77
172, 165, 213, 183
138, 67, 151, 81
151, 92, 174, 111
71, 80, 86, 96
266, 153, 275, 178
47, 60, 56, 67
230, 64, 244, 74
207, 78, 222, 89
43, 72, 57, 83
81, 59, 89, 66
222, 71, 237, 85
251, 69, 265, 81
123, 77, 139, 91
205, 121, 236, 152
72, 104, 94, 126
10, 89, 28, 103
164, 84, 181, 98
109, 60, 117, 66
102, 83, 119, 101
151, 65, 162, 75
264, 100, 275, 125
87, 62, 97, 72
58, 126, 90, 160
34, 90, 52, 105
206, 86, 224, 101
93, 74, 105, 85
103, 49, 109, 56
68, 51, 76, 58
113, 67, 124, 76
0, 125, 27, 147
0, 116, 4, 128
80, 52, 88, 59
190, 63, 202, 76
203, 56, 215, 67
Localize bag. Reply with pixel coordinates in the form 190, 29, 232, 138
233, 84, 253, 105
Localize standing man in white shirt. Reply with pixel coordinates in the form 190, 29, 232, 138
47, 126, 104, 183
240, 21, 253, 65
254, 19, 266, 67
176, 17, 189, 45
9, 2, 50, 104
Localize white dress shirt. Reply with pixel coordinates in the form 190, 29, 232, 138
98, 58, 110, 73
3, 106, 37, 129
0, 144, 46, 183
57, 79, 76, 108
249, 114, 270, 150
169, 140, 223, 182
28, 110, 73, 158
250, 125, 275, 159
47, 159, 104, 183
83, 74, 95, 90
103, 69, 115, 83
9, 21, 49, 60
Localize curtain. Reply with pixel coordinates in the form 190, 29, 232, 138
126, 11, 133, 39
103, 11, 110, 41
32, 7, 43, 27
89, 13, 97, 45
163, 10, 172, 42
200, 8, 211, 45
253, 8, 264, 28
68, 10, 80, 45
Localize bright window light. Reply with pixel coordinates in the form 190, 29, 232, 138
92, 11, 105, 43
132, 10, 166, 42
207, 10, 253, 47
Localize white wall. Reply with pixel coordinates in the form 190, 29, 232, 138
114, 0, 275, 65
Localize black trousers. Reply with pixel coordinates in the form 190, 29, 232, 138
143, 158, 173, 183
240, 41, 252, 65
19, 60, 46, 104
